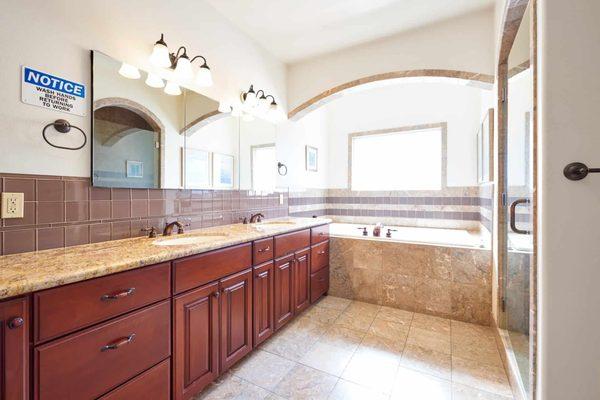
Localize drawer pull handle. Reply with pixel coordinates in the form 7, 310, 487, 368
257, 246, 271, 253
101, 333, 136, 352
7, 317, 24, 329
317, 251, 326, 255
101, 288, 136, 301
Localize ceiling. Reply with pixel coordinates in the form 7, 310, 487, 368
205, 0, 495, 63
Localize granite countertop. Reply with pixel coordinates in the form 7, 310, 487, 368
0, 217, 331, 300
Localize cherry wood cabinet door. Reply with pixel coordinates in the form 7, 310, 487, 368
274, 254, 294, 330
253, 261, 274, 347
173, 282, 219, 400
293, 248, 311, 314
0, 297, 29, 400
219, 268, 253, 373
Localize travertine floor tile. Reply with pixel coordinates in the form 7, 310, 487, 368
320, 325, 366, 351
197, 373, 272, 399
452, 382, 513, 400
452, 340, 503, 367
400, 344, 452, 380
390, 367, 452, 400
375, 306, 413, 325
260, 332, 318, 361
273, 364, 338, 400
345, 301, 381, 317
333, 311, 375, 332
360, 331, 406, 356
452, 356, 512, 397
300, 342, 354, 376
231, 350, 296, 390
341, 348, 400, 393
411, 313, 452, 334
452, 320, 495, 341
368, 318, 410, 341
315, 296, 352, 311
328, 379, 389, 400
406, 326, 451, 354
299, 305, 344, 325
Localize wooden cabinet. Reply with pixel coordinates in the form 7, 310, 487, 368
173, 282, 219, 400
310, 241, 329, 273
219, 268, 253, 372
253, 237, 274, 265
253, 261, 274, 347
293, 248, 311, 314
274, 254, 294, 330
0, 296, 29, 400
311, 224, 329, 244
99, 358, 170, 400
311, 266, 330, 303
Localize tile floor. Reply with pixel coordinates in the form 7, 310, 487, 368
196, 296, 513, 400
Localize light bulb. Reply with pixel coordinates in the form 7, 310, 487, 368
174, 55, 193, 82
195, 64, 213, 87
258, 95, 268, 109
145, 72, 164, 88
118, 63, 141, 79
149, 34, 171, 68
218, 101, 231, 113
244, 86, 257, 107
164, 81, 181, 95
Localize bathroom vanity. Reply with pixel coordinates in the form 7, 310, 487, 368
0, 219, 330, 400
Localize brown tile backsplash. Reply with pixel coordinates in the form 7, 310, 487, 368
0, 173, 288, 255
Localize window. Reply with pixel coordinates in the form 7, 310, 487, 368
350, 124, 446, 191
251, 144, 276, 193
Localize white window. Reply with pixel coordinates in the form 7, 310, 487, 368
251, 144, 276, 193
350, 126, 445, 191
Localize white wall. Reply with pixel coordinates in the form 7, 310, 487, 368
287, 8, 495, 111
0, 0, 285, 177
538, 0, 600, 398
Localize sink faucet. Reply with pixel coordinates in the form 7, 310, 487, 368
249, 213, 264, 223
163, 221, 185, 236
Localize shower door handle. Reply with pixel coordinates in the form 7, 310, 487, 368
509, 198, 531, 235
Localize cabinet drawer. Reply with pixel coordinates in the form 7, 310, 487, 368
310, 266, 329, 303
253, 237, 274, 265
35, 300, 171, 400
311, 241, 329, 273
173, 243, 252, 294
274, 229, 310, 258
34, 262, 171, 343
99, 358, 170, 400
311, 224, 329, 244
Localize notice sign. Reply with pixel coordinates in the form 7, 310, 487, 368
21, 66, 86, 116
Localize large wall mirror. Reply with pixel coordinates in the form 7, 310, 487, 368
92, 51, 278, 191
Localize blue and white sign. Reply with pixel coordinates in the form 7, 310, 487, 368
21, 66, 86, 116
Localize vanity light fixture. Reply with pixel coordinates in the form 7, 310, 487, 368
118, 63, 141, 79
148, 33, 213, 87
164, 80, 182, 96
240, 85, 281, 120
145, 72, 165, 88
242, 85, 258, 107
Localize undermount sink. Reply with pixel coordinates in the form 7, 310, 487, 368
255, 221, 297, 226
153, 234, 227, 246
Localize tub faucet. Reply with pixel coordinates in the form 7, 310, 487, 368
386, 228, 397, 238
357, 227, 368, 236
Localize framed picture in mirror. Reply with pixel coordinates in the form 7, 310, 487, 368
306, 145, 318, 172
213, 153, 235, 188
477, 108, 494, 183
185, 148, 211, 189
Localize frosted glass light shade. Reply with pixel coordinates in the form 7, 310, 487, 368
174, 56, 193, 81
164, 81, 181, 96
145, 72, 164, 88
149, 42, 171, 68
118, 63, 141, 79
195, 65, 213, 87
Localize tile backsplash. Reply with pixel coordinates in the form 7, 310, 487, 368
0, 173, 288, 255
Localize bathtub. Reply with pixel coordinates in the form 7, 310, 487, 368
329, 222, 487, 249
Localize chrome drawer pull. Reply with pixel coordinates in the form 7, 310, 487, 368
257, 246, 271, 253
101, 333, 136, 352
317, 251, 326, 255
100, 288, 136, 301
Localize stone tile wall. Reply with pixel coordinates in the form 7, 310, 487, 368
329, 236, 492, 325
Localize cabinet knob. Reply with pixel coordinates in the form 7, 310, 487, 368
213, 291, 220, 298
7, 317, 24, 329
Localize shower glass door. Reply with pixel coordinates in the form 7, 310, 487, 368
504, 1, 533, 394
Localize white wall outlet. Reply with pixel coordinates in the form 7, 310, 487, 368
279, 193, 284, 205
1, 192, 25, 219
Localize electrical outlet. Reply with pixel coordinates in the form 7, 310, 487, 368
1, 192, 25, 219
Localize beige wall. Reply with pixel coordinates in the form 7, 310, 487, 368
286, 8, 495, 111
538, 0, 600, 398
0, 0, 285, 177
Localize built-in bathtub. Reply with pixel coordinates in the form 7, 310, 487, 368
328, 222, 492, 325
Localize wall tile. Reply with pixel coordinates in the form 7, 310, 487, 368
37, 202, 65, 224
90, 200, 111, 220
131, 200, 148, 218
37, 180, 64, 201
131, 189, 148, 200
111, 221, 131, 240
65, 202, 89, 222
3, 229, 36, 254
37, 227, 65, 250
65, 225, 89, 247
3, 178, 36, 201
90, 187, 111, 201
111, 201, 131, 219
111, 188, 130, 200
90, 223, 111, 243
65, 180, 89, 201
4, 202, 36, 226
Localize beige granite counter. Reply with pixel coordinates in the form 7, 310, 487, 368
0, 218, 331, 300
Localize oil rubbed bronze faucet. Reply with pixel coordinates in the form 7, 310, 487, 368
249, 213, 264, 223
163, 221, 185, 236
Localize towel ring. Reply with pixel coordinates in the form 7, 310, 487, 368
42, 119, 87, 150
277, 162, 288, 176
